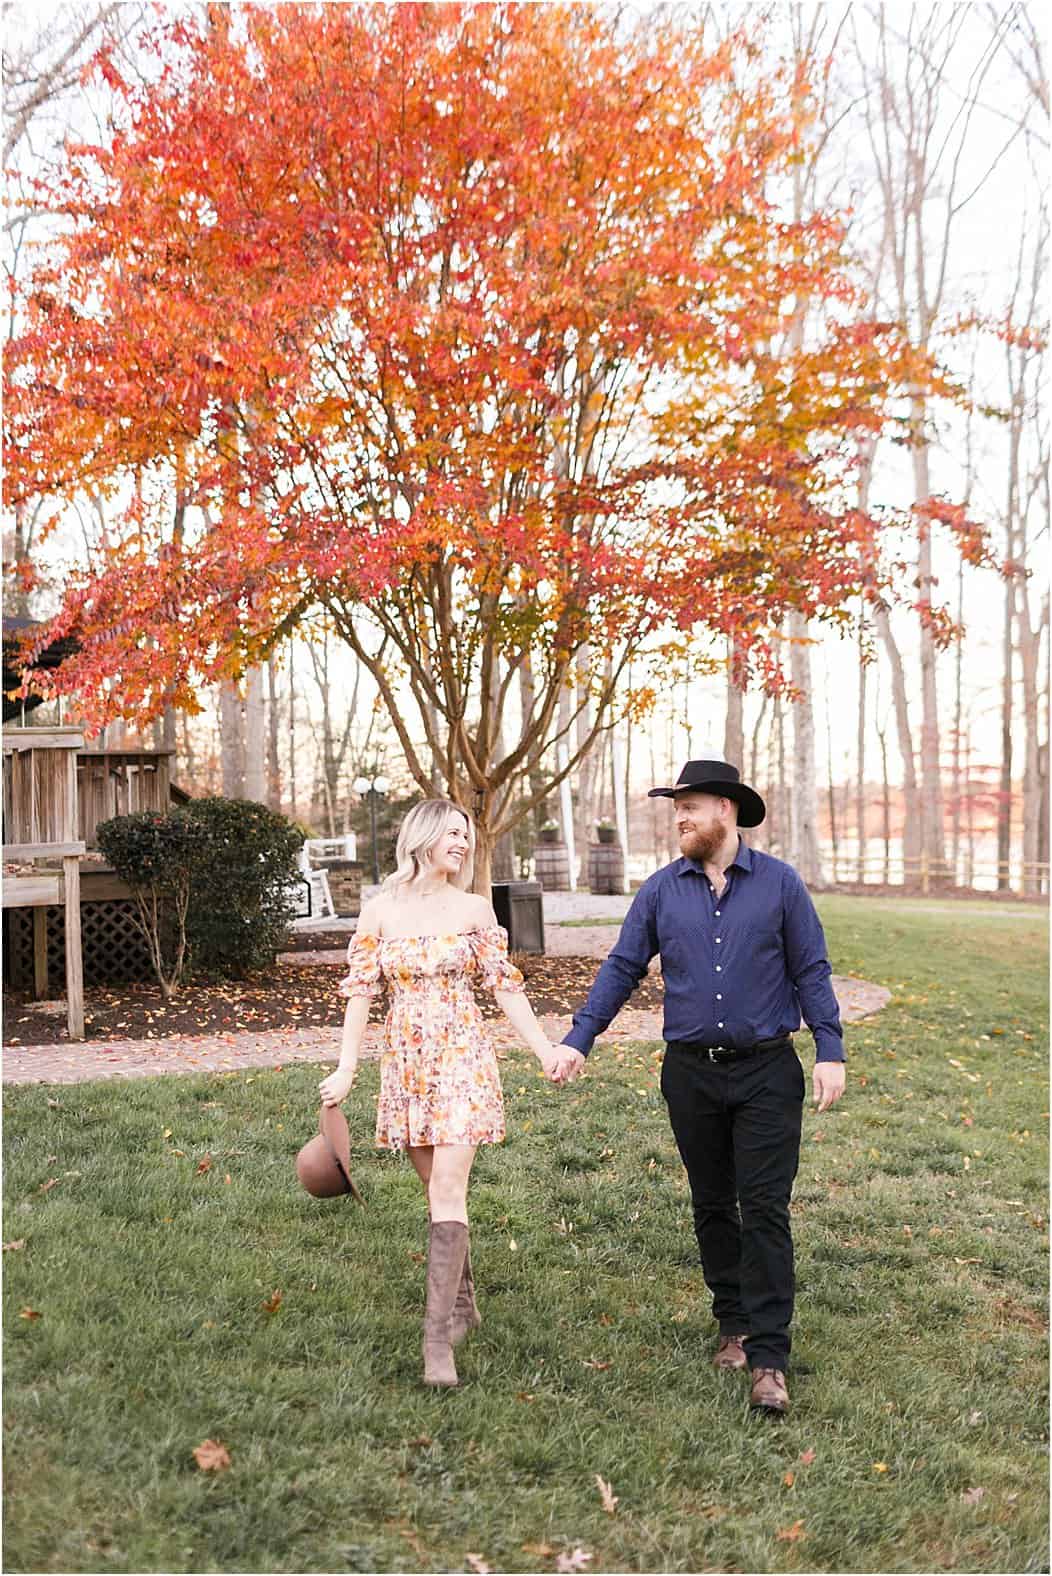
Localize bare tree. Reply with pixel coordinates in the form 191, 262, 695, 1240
1000, 209, 1050, 894
856, 2, 1022, 881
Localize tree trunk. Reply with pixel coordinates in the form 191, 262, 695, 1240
877, 719, 891, 885
244, 663, 266, 803
724, 637, 745, 766
267, 652, 282, 812
872, 606, 922, 877
997, 523, 1017, 893
288, 646, 298, 824
911, 407, 947, 881
573, 645, 600, 881
788, 610, 821, 883
1018, 596, 1048, 896
219, 679, 245, 798
825, 669, 839, 884
178, 708, 196, 791
471, 801, 495, 896
951, 558, 965, 885
856, 611, 867, 882
488, 660, 516, 883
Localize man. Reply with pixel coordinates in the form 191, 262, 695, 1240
554, 759, 846, 1414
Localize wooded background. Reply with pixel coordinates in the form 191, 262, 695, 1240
3, 2, 1047, 894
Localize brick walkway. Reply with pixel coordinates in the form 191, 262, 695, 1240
1, 979, 888, 1087
1, 1010, 662, 1086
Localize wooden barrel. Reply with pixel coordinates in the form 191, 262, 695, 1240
587, 841, 625, 894
534, 841, 571, 891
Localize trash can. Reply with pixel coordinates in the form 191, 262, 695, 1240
490, 880, 545, 955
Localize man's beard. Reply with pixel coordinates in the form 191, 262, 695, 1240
679, 824, 723, 863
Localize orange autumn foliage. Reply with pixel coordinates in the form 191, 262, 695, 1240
4, 4, 954, 859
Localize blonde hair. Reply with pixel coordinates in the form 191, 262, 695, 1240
381, 798, 475, 896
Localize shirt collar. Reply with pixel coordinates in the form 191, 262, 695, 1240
678, 837, 753, 878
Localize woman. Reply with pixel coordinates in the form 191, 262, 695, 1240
319, 798, 571, 1388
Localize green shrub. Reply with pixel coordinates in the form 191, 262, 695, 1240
95, 810, 203, 999
180, 797, 303, 979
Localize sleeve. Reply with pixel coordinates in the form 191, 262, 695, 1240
561, 882, 658, 1057
782, 870, 845, 1062
337, 931, 383, 1001
471, 926, 526, 994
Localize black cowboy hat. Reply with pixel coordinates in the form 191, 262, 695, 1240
647, 760, 766, 828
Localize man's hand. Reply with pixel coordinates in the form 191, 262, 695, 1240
550, 1048, 587, 1085
812, 1060, 846, 1113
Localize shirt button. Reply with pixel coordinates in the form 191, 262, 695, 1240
715, 965, 722, 972
718, 1021, 724, 1028
714, 910, 721, 917
716, 993, 722, 1000
715, 937, 721, 944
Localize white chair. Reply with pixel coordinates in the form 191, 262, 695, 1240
295, 846, 336, 919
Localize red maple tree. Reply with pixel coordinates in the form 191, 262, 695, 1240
4, 4, 950, 883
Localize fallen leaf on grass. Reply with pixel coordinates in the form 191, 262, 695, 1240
556, 1547, 594, 1572
196, 1154, 213, 1175
595, 1474, 618, 1514
783, 1471, 795, 1487
465, 1557, 491, 1574
407, 1435, 433, 1448
799, 1448, 816, 1465
582, 1358, 612, 1371
872, 1462, 889, 1473
522, 1543, 556, 1558
3, 1239, 26, 1252
19, 1307, 41, 1320
775, 1520, 806, 1542
39, 1178, 59, 1194
192, 1439, 230, 1472
260, 1290, 283, 1314
961, 1486, 985, 1505
515, 1391, 536, 1403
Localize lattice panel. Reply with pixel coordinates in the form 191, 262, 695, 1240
3, 900, 155, 990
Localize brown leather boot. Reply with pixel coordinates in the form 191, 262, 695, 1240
422, 1221, 469, 1387
749, 1367, 789, 1413
448, 1240, 481, 1347
713, 1333, 748, 1371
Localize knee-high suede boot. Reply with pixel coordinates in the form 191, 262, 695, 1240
449, 1239, 481, 1347
422, 1220, 469, 1387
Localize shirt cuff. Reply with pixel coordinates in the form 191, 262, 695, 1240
561, 1029, 593, 1056
814, 1031, 846, 1063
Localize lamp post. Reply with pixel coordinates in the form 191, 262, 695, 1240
353, 774, 389, 886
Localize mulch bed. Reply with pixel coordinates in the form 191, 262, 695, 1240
3, 952, 663, 1047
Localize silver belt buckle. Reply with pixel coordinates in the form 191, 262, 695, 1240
708, 1047, 720, 1062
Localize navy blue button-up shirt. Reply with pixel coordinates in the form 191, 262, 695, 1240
562, 839, 845, 1062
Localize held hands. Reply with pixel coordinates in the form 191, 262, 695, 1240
539, 1044, 586, 1085
318, 1065, 356, 1107
812, 1060, 846, 1114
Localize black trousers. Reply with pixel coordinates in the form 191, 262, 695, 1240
660, 1041, 804, 1371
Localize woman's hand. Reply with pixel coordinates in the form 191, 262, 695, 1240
319, 1065, 356, 1107
537, 1043, 585, 1084
549, 1047, 587, 1085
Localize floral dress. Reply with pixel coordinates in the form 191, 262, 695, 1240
338, 927, 526, 1150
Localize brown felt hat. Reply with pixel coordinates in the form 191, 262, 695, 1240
296, 1104, 365, 1202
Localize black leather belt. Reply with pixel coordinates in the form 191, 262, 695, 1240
666, 1034, 793, 1064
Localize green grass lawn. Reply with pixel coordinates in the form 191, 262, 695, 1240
4, 896, 1048, 1574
